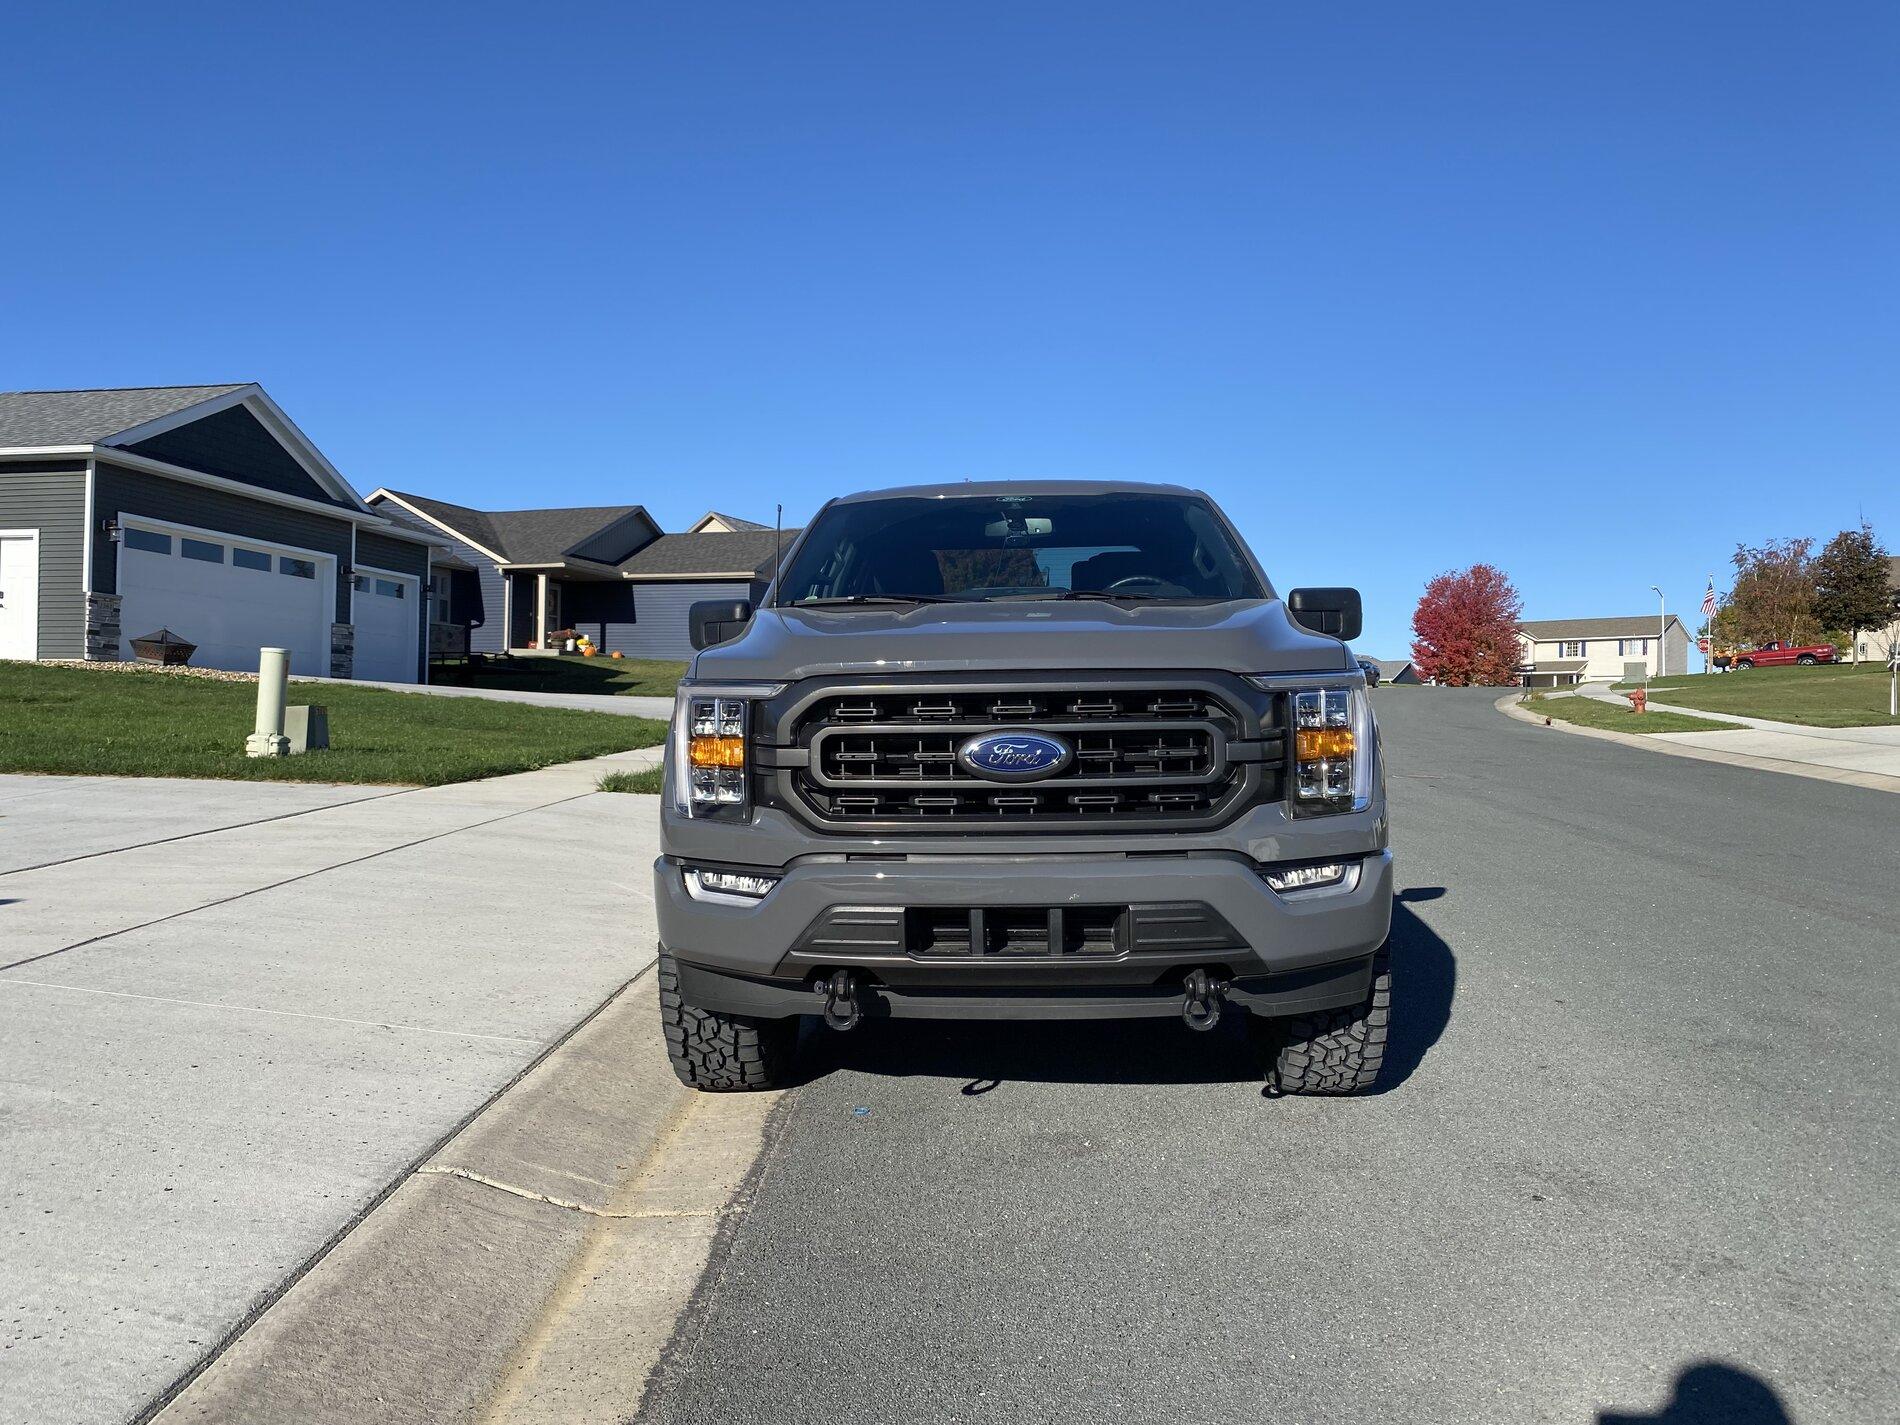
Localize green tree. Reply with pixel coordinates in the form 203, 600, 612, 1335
1813, 523, 1892, 662
1717, 537, 1820, 650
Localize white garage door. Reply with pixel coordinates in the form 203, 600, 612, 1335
117, 520, 331, 676
352, 570, 419, 683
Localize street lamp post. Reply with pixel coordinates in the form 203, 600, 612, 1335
1650, 585, 1665, 690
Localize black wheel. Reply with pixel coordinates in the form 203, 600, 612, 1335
1254, 946, 1390, 1095
1796, 654, 1817, 665
657, 948, 797, 1091
1735, 659, 1754, 670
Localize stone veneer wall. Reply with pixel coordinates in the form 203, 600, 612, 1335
84, 592, 123, 661
329, 623, 354, 680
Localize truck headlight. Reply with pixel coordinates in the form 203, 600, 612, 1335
670, 684, 782, 817
1288, 686, 1372, 813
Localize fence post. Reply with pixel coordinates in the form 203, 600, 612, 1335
246, 647, 291, 758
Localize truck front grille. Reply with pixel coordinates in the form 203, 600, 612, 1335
774, 680, 1270, 830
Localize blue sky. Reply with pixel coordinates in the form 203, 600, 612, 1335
4, 2, 1895, 656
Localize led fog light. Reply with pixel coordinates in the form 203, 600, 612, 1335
1263, 861, 1350, 893
683, 867, 780, 905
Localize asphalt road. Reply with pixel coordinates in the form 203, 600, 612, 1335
639, 687, 1898, 1425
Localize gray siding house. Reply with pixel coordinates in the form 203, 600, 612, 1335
365, 490, 788, 660
0, 385, 438, 682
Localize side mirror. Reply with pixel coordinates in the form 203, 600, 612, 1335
1287, 587, 1363, 642
689, 599, 753, 651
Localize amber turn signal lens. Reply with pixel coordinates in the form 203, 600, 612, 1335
688, 736, 746, 769
1295, 728, 1356, 761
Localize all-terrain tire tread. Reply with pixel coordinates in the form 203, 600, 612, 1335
657, 948, 795, 1092
1264, 946, 1391, 1095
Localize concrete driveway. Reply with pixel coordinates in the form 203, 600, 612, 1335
0, 753, 665, 1425
295, 675, 674, 720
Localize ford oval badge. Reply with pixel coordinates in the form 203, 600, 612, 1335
956, 730, 1073, 781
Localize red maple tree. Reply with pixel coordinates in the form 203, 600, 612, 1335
1410, 564, 1524, 686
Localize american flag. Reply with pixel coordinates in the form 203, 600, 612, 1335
1701, 578, 1718, 618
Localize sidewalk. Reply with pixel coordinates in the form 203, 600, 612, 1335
0, 746, 666, 1425
294, 674, 674, 720
1558, 687, 1900, 786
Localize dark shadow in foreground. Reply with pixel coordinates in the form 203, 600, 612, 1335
801, 891, 1456, 1093
1600, 1361, 1794, 1425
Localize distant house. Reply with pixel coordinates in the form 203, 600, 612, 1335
0, 384, 438, 682
1372, 659, 1422, 685
688, 510, 770, 533
618, 529, 797, 657
366, 490, 790, 660
1851, 556, 1900, 664
1516, 615, 1690, 687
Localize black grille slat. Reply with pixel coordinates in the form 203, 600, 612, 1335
788, 683, 1254, 827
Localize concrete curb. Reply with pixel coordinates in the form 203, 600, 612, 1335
150, 969, 695, 1425
1495, 693, 1900, 795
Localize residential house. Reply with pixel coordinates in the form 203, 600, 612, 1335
1850, 556, 1900, 664
1371, 658, 1422, 685
367, 491, 791, 660
0, 385, 437, 682
688, 510, 769, 533
1516, 615, 1690, 687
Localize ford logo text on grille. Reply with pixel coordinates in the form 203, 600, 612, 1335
956, 730, 1074, 781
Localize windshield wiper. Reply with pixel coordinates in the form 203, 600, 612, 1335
788, 594, 966, 607
1013, 589, 1181, 603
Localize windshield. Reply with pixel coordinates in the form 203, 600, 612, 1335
773, 492, 1268, 606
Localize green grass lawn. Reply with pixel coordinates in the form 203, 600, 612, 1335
433, 654, 685, 698
0, 663, 667, 784
1610, 662, 1899, 727
1522, 692, 1741, 735
598, 766, 665, 793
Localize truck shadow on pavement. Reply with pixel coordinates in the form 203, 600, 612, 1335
1598, 1360, 1793, 1424
801, 890, 1456, 1093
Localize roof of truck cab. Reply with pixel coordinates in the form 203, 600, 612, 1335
832, 479, 1203, 503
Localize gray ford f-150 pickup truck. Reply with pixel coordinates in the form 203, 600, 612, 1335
655, 481, 1392, 1094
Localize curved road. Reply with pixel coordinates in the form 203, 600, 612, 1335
639, 687, 1897, 1425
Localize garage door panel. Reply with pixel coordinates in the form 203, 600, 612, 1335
116, 526, 330, 677
352, 572, 419, 684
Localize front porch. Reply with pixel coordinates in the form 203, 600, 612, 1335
502, 568, 635, 653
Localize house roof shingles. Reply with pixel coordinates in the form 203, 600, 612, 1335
0, 385, 248, 447
483, 506, 647, 565
620, 530, 797, 579
1519, 615, 1685, 641
377, 490, 654, 566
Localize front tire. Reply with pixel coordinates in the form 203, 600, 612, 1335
657, 948, 797, 1091
1735, 659, 1754, 670
1255, 946, 1391, 1095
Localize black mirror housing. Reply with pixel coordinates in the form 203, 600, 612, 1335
1287, 587, 1363, 642
689, 599, 753, 651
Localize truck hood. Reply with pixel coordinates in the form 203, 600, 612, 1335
689, 599, 1354, 682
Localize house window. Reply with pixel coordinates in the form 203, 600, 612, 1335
1560, 640, 1584, 657
1619, 638, 1649, 656
431, 572, 452, 622
123, 527, 171, 555
181, 538, 224, 564
280, 557, 317, 579
376, 579, 405, 599
233, 547, 271, 572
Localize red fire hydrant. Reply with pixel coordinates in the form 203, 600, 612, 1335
1630, 688, 1648, 714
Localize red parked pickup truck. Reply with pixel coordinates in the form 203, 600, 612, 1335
1721, 641, 1840, 669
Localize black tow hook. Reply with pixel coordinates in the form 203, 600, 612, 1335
1181, 968, 1229, 1032
820, 969, 863, 1032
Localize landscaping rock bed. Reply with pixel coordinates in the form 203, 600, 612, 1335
39, 660, 257, 684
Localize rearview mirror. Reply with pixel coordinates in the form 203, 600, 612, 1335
689, 599, 753, 651
1287, 587, 1363, 642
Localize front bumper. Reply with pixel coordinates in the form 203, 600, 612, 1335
655, 848, 1393, 1021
